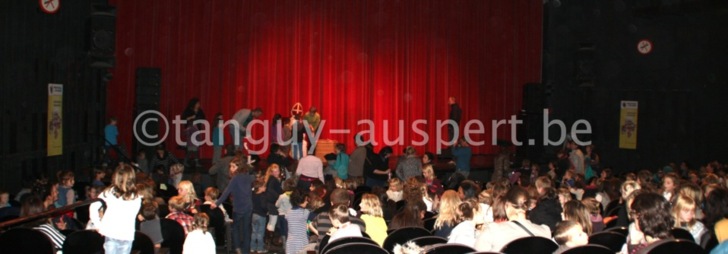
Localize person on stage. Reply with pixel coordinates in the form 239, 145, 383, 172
230, 107, 263, 150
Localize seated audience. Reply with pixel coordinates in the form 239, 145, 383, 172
448, 200, 478, 248
475, 186, 551, 252
22, 195, 65, 252
360, 193, 388, 246
672, 194, 707, 243
328, 203, 363, 242
623, 192, 674, 254
139, 200, 164, 251
553, 220, 589, 254
166, 196, 194, 234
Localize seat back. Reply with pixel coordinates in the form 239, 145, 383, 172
700, 230, 718, 251
0, 227, 55, 254
324, 242, 388, 254
132, 231, 156, 254
588, 231, 627, 252
671, 227, 695, 242
160, 218, 186, 254
411, 235, 447, 247
321, 236, 378, 254
423, 217, 437, 232
606, 226, 628, 236
383, 227, 432, 254
636, 239, 706, 254
63, 229, 105, 254
423, 243, 476, 254
560, 244, 614, 254
500, 236, 558, 254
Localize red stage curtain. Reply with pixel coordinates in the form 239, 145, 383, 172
107, 0, 542, 157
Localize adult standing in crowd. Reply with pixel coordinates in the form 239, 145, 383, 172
181, 98, 205, 167
304, 106, 321, 154
396, 146, 422, 181
231, 107, 263, 150
348, 134, 367, 180
452, 138, 472, 178
365, 146, 392, 188
208, 144, 236, 193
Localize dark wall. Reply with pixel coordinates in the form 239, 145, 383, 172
543, 0, 728, 172
0, 1, 108, 191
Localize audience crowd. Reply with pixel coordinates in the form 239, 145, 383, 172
3, 111, 728, 254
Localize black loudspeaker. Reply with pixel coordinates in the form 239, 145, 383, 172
87, 5, 116, 68
519, 83, 545, 161
133, 68, 161, 153
523, 83, 545, 114
574, 42, 595, 86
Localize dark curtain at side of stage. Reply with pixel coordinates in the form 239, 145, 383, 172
107, 0, 542, 157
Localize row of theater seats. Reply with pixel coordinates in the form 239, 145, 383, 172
325, 226, 709, 254
0, 221, 711, 254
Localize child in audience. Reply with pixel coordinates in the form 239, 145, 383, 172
0, 189, 10, 208
662, 172, 680, 203
448, 200, 478, 248
139, 200, 164, 251
422, 165, 444, 197
166, 196, 194, 234
673, 194, 707, 243
387, 178, 403, 202
92, 169, 106, 187
22, 195, 66, 252
360, 193, 387, 246
275, 178, 297, 247
136, 150, 149, 174
553, 220, 589, 254
581, 197, 605, 233
328, 203, 362, 242
204, 187, 230, 222
55, 170, 76, 208
176, 180, 200, 214
98, 164, 143, 254
169, 163, 184, 188
563, 200, 592, 235
84, 185, 105, 230
183, 213, 216, 254
251, 180, 268, 254
286, 189, 309, 254
212, 156, 255, 254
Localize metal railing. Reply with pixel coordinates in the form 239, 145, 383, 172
0, 198, 101, 230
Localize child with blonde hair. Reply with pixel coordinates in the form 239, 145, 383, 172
673, 194, 707, 242
448, 200, 478, 247
387, 178, 404, 202
434, 190, 462, 238
359, 193, 387, 246
182, 213, 216, 254
176, 180, 200, 214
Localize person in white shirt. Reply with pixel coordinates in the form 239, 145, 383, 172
98, 165, 143, 254
183, 213, 216, 254
296, 155, 324, 191
328, 204, 362, 242
448, 200, 479, 248
474, 186, 551, 252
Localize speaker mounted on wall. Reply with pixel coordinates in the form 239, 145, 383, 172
87, 4, 116, 68
574, 42, 595, 87
133, 68, 161, 154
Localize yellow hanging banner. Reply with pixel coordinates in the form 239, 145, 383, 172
619, 100, 638, 149
48, 83, 63, 156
